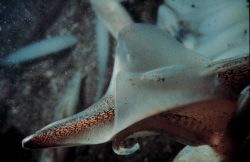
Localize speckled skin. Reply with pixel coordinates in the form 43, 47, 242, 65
23, 55, 249, 161
23, 96, 115, 148
113, 55, 249, 160
113, 99, 236, 157
214, 55, 249, 97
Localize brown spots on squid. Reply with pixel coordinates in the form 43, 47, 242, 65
215, 55, 249, 70
156, 76, 165, 82
159, 112, 214, 136
159, 111, 222, 146
160, 99, 237, 156
113, 99, 236, 152
26, 108, 115, 148
216, 55, 249, 96
94, 95, 115, 110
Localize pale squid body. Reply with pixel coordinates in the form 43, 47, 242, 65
22, 23, 249, 160
156, 0, 249, 161
113, 24, 218, 134
158, 0, 249, 61
22, 0, 250, 161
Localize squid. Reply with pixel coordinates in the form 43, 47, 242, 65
22, 0, 249, 161
22, 23, 249, 161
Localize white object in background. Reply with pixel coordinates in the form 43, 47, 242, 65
173, 145, 221, 162
95, 17, 110, 100
1, 35, 77, 65
90, 0, 133, 39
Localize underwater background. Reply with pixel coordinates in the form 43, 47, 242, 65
1, 0, 250, 161
0, 0, 184, 162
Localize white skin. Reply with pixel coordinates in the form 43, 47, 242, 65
22, 23, 249, 161
22, 0, 249, 162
